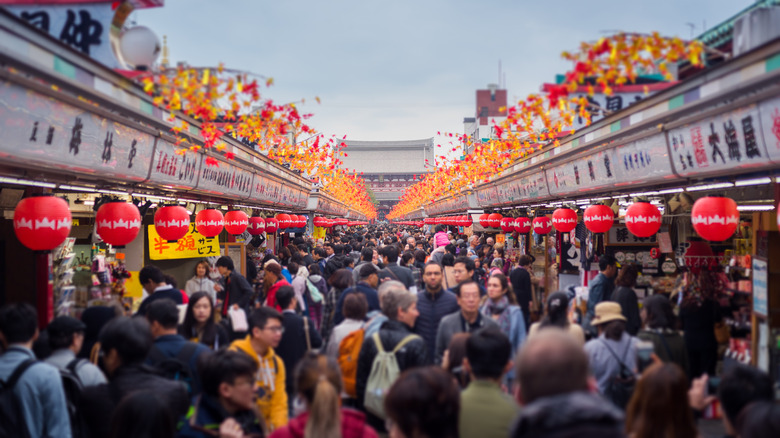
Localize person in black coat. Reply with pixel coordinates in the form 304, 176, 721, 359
356, 283, 429, 432
510, 255, 534, 330
378, 245, 416, 291
274, 286, 322, 412
333, 265, 381, 325
215, 256, 254, 317
136, 265, 183, 316
610, 264, 641, 336
414, 262, 459, 359
80, 317, 189, 438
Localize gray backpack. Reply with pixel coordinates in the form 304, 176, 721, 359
364, 332, 420, 418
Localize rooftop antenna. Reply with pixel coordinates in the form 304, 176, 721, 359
686, 22, 696, 39
498, 59, 502, 89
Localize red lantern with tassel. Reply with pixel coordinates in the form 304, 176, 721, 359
514, 216, 532, 234
154, 205, 190, 242
265, 217, 278, 233
96, 201, 141, 247
583, 205, 614, 234
196, 209, 224, 238
532, 216, 552, 235
14, 195, 72, 251
625, 202, 662, 238
248, 216, 266, 235
225, 210, 249, 235
552, 208, 578, 233
691, 197, 739, 242
487, 213, 503, 228
500, 217, 515, 232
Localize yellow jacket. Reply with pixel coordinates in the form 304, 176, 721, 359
229, 336, 288, 431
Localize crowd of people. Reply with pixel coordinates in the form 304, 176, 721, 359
0, 224, 777, 438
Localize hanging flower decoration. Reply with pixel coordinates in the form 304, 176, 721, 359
388, 32, 705, 220
139, 66, 376, 220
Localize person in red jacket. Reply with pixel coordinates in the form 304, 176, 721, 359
263, 261, 291, 311
269, 352, 377, 438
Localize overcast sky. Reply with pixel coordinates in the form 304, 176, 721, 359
135, 0, 752, 153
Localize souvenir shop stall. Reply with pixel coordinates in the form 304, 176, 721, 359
0, 12, 326, 322
418, 33, 780, 379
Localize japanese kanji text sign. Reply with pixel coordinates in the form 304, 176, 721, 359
148, 224, 220, 260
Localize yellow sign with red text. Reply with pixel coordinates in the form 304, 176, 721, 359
148, 224, 220, 260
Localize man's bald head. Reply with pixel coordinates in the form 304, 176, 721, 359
514, 329, 589, 404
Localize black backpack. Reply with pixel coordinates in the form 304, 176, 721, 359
0, 359, 36, 438
60, 358, 88, 438
600, 338, 636, 410
148, 343, 199, 394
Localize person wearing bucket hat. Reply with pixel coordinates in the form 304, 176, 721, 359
584, 302, 638, 401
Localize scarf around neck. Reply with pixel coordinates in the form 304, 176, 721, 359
482, 296, 512, 334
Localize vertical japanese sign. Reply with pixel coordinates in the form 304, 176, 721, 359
148, 224, 220, 260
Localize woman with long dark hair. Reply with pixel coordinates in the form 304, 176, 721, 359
625, 363, 698, 438
612, 264, 641, 336
320, 269, 354, 344
179, 292, 229, 350
385, 367, 460, 438
528, 291, 585, 346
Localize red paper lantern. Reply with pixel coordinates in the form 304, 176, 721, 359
13, 195, 72, 251
313, 216, 326, 227
248, 216, 265, 235
478, 213, 490, 228
583, 205, 614, 234
298, 215, 308, 228
462, 215, 473, 227
423, 218, 433, 225
276, 213, 291, 229
154, 205, 190, 242
514, 216, 532, 234
625, 202, 662, 237
225, 210, 249, 235
265, 217, 279, 233
500, 217, 515, 232
96, 201, 141, 247
532, 216, 552, 235
552, 208, 578, 233
691, 197, 739, 242
487, 213, 503, 228
196, 209, 224, 238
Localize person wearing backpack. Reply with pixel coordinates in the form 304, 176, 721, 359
45, 316, 106, 386
79, 316, 189, 438
45, 316, 106, 438
145, 299, 211, 395
0, 303, 71, 438
274, 286, 322, 414
584, 301, 638, 410
355, 284, 428, 433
